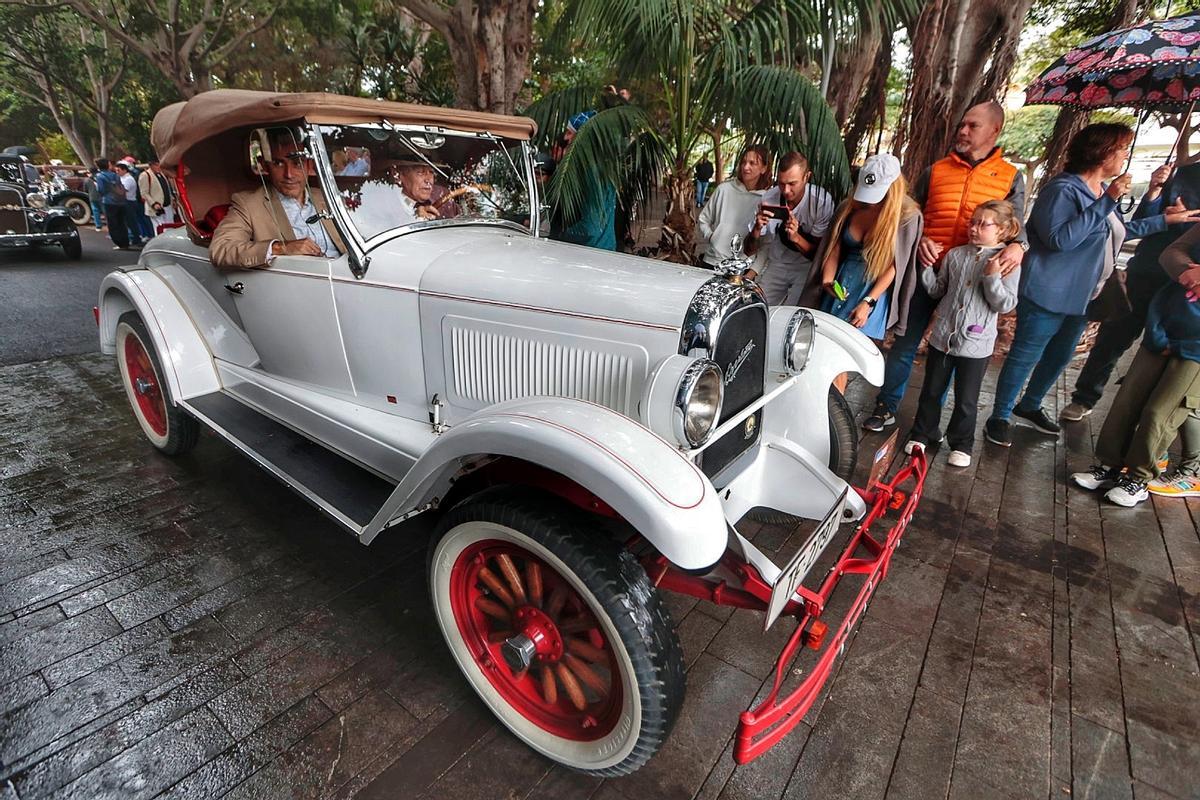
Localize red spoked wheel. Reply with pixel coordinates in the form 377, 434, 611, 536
430, 488, 685, 776
114, 312, 198, 455
449, 541, 624, 740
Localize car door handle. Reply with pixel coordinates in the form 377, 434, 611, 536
224, 282, 245, 295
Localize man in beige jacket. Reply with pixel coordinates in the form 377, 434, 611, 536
211, 130, 344, 271
137, 159, 174, 225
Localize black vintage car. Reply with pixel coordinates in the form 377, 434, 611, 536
0, 154, 81, 259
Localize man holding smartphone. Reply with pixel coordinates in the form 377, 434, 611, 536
744, 151, 835, 305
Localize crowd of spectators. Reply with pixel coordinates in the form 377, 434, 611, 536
692, 106, 1200, 507
91, 155, 174, 251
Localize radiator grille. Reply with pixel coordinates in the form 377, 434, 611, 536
700, 305, 767, 481
449, 324, 636, 414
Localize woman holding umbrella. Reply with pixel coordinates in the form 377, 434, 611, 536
984, 122, 1200, 446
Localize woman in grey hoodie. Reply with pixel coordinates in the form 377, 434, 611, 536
696, 145, 771, 268
907, 200, 1022, 467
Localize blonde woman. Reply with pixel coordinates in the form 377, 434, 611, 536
696, 145, 772, 268
817, 154, 921, 338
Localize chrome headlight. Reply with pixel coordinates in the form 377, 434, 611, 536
641, 354, 725, 448
26, 192, 47, 209
675, 359, 723, 447
783, 309, 815, 373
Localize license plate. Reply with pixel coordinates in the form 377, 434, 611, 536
867, 429, 899, 490
764, 486, 848, 631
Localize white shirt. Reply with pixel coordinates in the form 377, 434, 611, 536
338, 158, 369, 177
120, 173, 138, 202
751, 184, 835, 277
272, 193, 339, 258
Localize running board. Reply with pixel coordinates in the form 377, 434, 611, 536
182, 392, 396, 535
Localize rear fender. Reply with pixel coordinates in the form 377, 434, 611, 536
98, 269, 219, 401
361, 397, 728, 571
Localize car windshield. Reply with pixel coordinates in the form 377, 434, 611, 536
315, 123, 534, 242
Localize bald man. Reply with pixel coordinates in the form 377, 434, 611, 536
863, 100, 1028, 432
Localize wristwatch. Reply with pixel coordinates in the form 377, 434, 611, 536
863, 296, 878, 309
1018, 240, 1030, 252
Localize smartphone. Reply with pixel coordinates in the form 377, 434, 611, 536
832, 281, 848, 301
761, 204, 791, 221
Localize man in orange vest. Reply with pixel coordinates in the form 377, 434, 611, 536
863, 100, 1028, 431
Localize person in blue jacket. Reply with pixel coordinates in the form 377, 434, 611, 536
984, 123, 1200, 446
551, 110, 617, 251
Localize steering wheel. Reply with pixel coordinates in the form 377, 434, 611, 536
435, 183, 493, 209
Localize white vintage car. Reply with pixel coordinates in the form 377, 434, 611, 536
96, 90, 925, 775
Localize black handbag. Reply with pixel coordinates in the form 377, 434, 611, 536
1087, 268, 1132, 323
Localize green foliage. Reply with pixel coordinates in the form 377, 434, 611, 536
536, 0, 853, 231
36, 133, 77, 162
998, 106, 1059, 163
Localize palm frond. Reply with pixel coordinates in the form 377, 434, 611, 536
548, 0, 687, 83
523, 86, 602, 150
720, 65, 850, 196
545, 104, 667, 228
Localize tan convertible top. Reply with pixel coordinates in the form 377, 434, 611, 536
151, 89, 538, 167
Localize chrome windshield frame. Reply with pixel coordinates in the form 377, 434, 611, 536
306, 120, 541, 279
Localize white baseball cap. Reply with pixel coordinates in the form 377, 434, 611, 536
853, 153, 902, 204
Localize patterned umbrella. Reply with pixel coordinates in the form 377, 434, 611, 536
1025, 12, 1200, 111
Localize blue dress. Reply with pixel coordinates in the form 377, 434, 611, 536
820, 227, 890, 339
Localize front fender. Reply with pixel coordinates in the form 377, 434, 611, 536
98, 269, 219, 402
361, 397, 728, 571
759, 307, 883, 462
802, 307, 884, 387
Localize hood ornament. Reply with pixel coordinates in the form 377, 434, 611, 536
715, 233, 753, 278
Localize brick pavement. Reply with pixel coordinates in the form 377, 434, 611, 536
0, 351, 1197, 799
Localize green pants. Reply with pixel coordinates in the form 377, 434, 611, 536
1095, 347, 1200, 481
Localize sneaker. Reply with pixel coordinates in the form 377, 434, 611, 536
984, 418, 1011, 447
1148, 471, 1200, 498
1060, 402, 1092, 422
1013, 406, 1061, 435
904, 439, 926, 455
863, 402, 896, 432
1072, 464, 1120, 491
947, 450, 971, 468
1105, 475, 1149, 507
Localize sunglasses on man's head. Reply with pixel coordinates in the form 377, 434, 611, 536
261, 152, 309, 168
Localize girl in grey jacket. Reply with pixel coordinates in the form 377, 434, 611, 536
907, 200, 1022, 467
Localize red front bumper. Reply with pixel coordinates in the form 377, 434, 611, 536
643, 449, 928, 764
734, 450, 927, 762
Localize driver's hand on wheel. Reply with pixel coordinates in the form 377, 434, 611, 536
272, 238, 324, 257
415, 204, 441, 221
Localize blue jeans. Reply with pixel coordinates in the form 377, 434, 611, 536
90, 200, 104, 229
134, 205, 154, 239
989, 298, 1089, 422
695, 180, 710, 207
876, 282, 940, 413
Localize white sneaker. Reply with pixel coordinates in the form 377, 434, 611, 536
1071, 465, 1120, 491
947, 450, 971, 468
1105, 475, 1149, 507
1060, 402, 1092, 422
904, 440, 926, 455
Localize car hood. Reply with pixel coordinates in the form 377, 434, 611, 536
416, 228, 711, 331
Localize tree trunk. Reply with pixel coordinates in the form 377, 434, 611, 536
843, 33, 892, 162
711, 128, 724, 183
896, 0, 1035, 179
658, 162, 695, 264
826, 23, 884, 129
1035, 0, 1139, 190
402, 0, 536, 113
